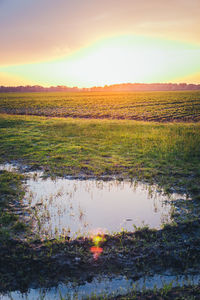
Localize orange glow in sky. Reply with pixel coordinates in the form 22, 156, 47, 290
1, 36, 199, 87
0, 0, 200, 86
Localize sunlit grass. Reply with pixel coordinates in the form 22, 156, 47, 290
0, 114, 200, 195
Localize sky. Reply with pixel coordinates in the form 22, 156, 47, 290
0, 0, 200, 87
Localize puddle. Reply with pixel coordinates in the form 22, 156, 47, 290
1, 273, 200, 299
0, 163, 187, 238
0, 163, 19, 172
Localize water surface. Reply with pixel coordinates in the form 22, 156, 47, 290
0, 163, 186, 238
1, 273, 200, 300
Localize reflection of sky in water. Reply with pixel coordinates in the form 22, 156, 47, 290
1, 273, 200, 300
24, 173, 178, 238
0, 164, 187, 238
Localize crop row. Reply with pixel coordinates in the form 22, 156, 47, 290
0, 91, 200, 122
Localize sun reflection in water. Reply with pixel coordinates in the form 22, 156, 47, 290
90, 228, 106, 260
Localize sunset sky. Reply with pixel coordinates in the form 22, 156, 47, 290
0, 0, 200, 87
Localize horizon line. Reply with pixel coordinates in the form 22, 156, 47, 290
1, 82, 200, 89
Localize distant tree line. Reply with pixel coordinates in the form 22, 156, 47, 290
0, 83, 200, 93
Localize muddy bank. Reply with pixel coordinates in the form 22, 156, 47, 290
1, 220, 200, 293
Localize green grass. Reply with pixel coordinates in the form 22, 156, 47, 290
0, 91, 200, 121
0, 113, 200, 195
0, 170, 28, 240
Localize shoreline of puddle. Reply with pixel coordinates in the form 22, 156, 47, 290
0, 162, 189, 239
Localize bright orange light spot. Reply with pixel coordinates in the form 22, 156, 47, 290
90, 246, 103, 260
90, 228, 106, 260
90, 246, 103, 254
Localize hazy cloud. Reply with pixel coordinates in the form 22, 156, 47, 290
0, 0, 200, 65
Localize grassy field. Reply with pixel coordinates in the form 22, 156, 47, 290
0, 90, 200, 122
0, 113, 200, 196
1, 92, 200, 296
